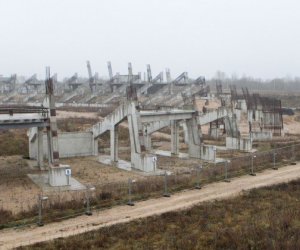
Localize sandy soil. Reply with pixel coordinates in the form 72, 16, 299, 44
0, 156, 145, 214
60, 157, 145, 186
1, 164, 299, 249
283, 112, 300, 134
195, 98, 221, 111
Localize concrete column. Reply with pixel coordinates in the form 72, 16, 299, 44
127, 103, 156, 172
110, 125, 119, 162
46, 126, 52, 165
182, 122, 189, 144
37, 127, 44, 169
171, 121, 179, 155
187, 117, 201, 158
93, 138, 98, 156
143, 125, 152, 151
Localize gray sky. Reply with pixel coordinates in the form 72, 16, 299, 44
0, 0, 299, 80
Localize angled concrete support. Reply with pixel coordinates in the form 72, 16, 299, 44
128, 102, 156, 172
187, 117, 201, 158
171, 120, 179, 155
110, 125, 119, 163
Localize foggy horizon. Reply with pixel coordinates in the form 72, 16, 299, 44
0, 0, 299, 80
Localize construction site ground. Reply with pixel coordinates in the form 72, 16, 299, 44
0, 164, 299, 249
0, 108, 300, 215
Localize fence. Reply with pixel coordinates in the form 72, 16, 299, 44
1, 143, 300, 230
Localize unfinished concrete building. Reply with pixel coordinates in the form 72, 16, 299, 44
0, 62, 285, 175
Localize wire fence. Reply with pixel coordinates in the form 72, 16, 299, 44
1, 143, 300, 230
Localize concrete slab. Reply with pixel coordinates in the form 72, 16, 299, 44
25, 159, 47, 171
214, 158, 227, 163
28, 173, 86, 192
142, 169, 171, 176
151, 149, 189, 159
98, 155, 168, 176
99, 155, 132, 171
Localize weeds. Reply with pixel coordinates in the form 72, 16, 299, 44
19, 179, 300, 250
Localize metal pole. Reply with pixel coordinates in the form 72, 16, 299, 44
85, 189, 92, 216
272, 151, 278, 170
37, 195, 43, 227
163, 171, 171, 197
127, 178, 134, 206
224, 161, 230, 182
250, 155, 256, 176
195, 165, 202, 189
291, 144, 296, 165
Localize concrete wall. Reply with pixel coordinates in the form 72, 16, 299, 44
239, 138, 252, 152
226, 137, 252, 152
132, 153, 157, 172
209, 127, 222, 139
201, 145, 216, 162
29, 131, 96, 159
251, 131, 273, 141
226, 137, 239, 150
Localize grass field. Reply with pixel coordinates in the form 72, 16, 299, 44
19, 179, 300, 250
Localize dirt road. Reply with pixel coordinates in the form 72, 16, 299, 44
1, 164, 299, 249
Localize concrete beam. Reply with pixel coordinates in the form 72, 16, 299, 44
198, 107, 231, 126
145, 120, 170, 135
92, 102, 129, 138
140, 110, 194, 123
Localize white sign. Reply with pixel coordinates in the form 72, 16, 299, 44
65, 169, 72, 176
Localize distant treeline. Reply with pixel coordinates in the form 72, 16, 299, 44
207, 76, 300, 93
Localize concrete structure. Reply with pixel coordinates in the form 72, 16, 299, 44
251, 131, 273, 141
29, 131, 97, 159
0, 105, 49, 169
2, 63, 284, 175
91, 95, 235, 172
43, 68, 75, 187
226, 137, 252, 152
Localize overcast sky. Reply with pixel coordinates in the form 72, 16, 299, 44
0, 0, 299, 80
